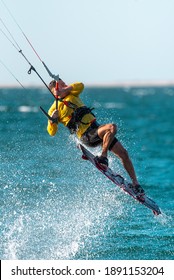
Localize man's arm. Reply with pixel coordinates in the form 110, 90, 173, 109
47, 103, 58, 136
55, 85, 73, 99
53, 82, 84, 98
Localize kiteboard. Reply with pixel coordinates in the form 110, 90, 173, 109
78, 143, 161, 216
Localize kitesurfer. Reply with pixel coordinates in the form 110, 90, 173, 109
47, 79, 144, 195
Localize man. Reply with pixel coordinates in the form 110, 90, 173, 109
47, 79, 144, 195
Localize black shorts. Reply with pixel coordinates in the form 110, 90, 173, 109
80, 121, 118, 149
80, 121, 118, 150
80, 121, 102, 147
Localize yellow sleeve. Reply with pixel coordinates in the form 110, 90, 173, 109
70, 82, 84, 96
47, 102, 58, 136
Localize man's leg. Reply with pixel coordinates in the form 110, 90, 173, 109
97, 124, 117, 158
97, 123, 143, 192
110, 141, 139, 186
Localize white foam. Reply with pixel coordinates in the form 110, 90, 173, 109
0, 105, 8, 112
18, 106, 38, 113
104, 102, 125, 109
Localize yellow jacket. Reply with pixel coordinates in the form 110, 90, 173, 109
47, 82, 96, 138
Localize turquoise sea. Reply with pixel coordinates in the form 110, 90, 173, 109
0, 86, 174, 260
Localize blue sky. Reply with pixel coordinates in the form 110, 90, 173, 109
0, 0, 174, 86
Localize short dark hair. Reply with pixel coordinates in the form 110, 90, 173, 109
48, 80, 56, 91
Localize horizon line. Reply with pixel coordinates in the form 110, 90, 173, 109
1, 79, 174, 89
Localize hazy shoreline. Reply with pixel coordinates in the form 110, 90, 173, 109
1, 80, 174, 89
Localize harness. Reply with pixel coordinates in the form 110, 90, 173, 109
66, 106, 95, 134
40, 92, 95, 133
